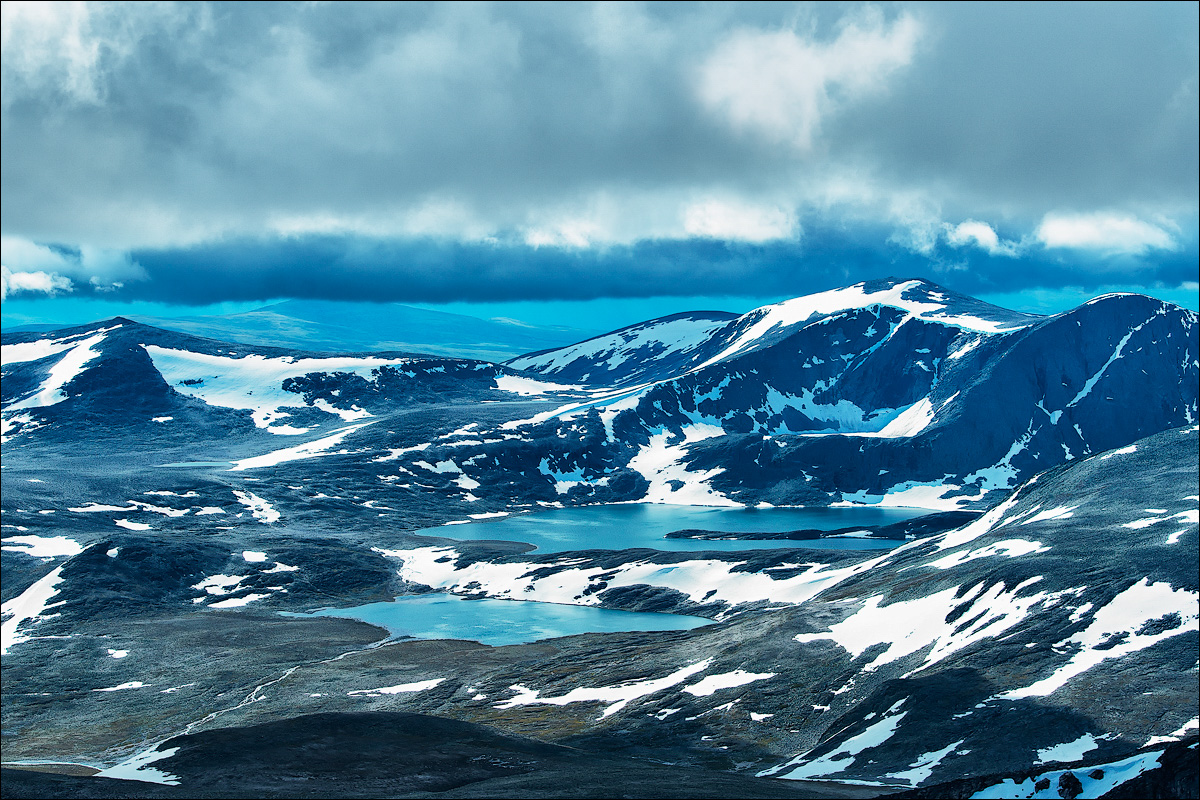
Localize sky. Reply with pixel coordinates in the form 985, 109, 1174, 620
1, 1, 1197, 331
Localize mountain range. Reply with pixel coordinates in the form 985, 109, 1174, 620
5, 299, 600, 363
2, 277, 1196, 798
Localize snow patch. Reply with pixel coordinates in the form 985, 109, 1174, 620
762, 700, 907, 780
1036, 732, 1102, 764
231, 423, 371, 471
628, 424, 738, 506
1, 535, 83, 558
1, 565, 65, 654
494, 374, 580, 395
495, 659, 712, 719
886, 739, 965, 786
95, 746, 180, 785
794, 578, 1050, 676
348, 678, 445, 696
970, 750, 1164, 799
232, 491, 280, 524
1000, 578, 1199, 699
94, 681, 148, 692
683, 669, 776, 696
5, 332, 110, 410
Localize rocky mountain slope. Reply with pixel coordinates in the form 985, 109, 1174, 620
2, 278, 1196, 797
4, 279, 1194, 520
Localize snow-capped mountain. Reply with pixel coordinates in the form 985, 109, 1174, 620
377, 281, 1197, 511
3, 280, 1195, 517
506, 310, 740, 387
0, 318, 579, 444
508, 278, 1037, 387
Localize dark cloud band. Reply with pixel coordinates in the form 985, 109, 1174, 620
104, 231, 1197, 306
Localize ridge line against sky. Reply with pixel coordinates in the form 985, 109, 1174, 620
1, 1, 1197, 328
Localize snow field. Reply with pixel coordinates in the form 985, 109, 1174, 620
1, 534, 83, 558
347, 678, 445, 697
508, 315, 727, 377
95, 746, 181, 785
495, 659, 713, 719
969, 749, 1166, 799
998, 578, 1200, 699
793, 577, 1054, 676
378, 545, 894, 616
231, 423, 372, 471
1, 565, 65, 654
144, 345, 390, 431
627, 424, 738, 506
761, 700, 908, 780
4, 331, 111, 410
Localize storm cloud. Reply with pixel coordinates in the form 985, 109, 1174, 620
1, 1, 1196, 304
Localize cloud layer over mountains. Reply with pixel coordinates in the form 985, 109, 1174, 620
1, 2, 1196, 304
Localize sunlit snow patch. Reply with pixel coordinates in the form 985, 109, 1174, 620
193, 574, 246, 596
697, 280, 1027, 372
1145, 717, 1199, 747
496, 659, 712, 719
232, 490, 280, 523
1, 535, 83, 558
494, 374, 580, 395
794, 578, 1050, 676
144, 345, 394, 430
231, 423, 372, 471
683, 669, 776, 696
1, 565, 65, 654
384, 545, 893, 615
209, 593, 274, 609
999, 578, 1199, 699
94, 681, 148, 692
1, 336, 77, 366
4, 330, 113, 410
628, 424, 738, 506
347, 678, 444, 696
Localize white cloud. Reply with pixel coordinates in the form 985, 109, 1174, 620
0, 236, 144, 292
523, 219, 604, 249
683, 198, 797, 242
0, 1, 197, 106
1035, 213, 1175, 255
1, 235, 74, 273
1, 266, 74, 300
944, 220, 1019, 257
697, 8, 921, 147
1, 1, 105, 104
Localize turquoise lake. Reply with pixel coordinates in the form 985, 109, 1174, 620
420, 502, 927, 553
283, 593, 711, 646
